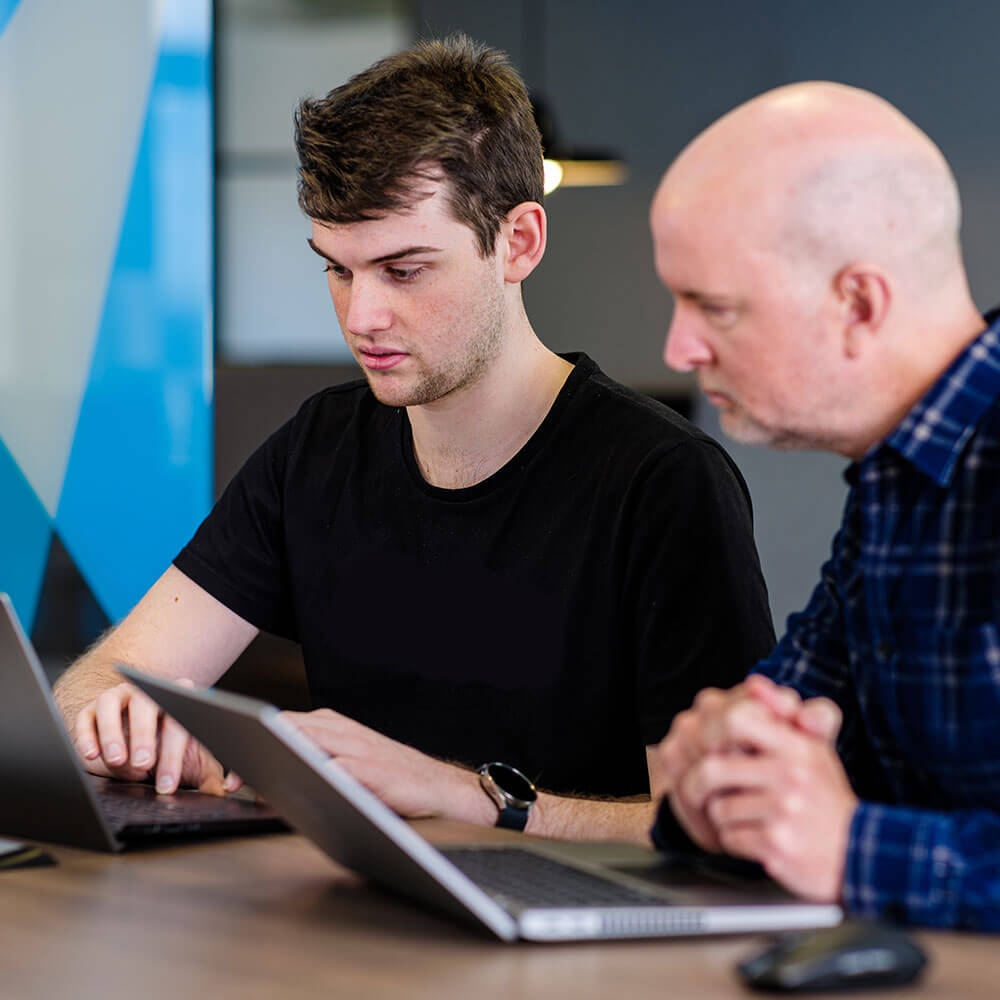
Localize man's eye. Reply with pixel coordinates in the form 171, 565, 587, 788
701, 303, 736, 323
324, 264, 350, 280
385, 265, 424, 283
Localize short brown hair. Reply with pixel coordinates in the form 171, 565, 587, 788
294, 33, 543, 257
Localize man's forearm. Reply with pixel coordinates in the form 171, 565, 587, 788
52, 632, 123, 730
525, 793, 656, 844
52, 566, 259, 736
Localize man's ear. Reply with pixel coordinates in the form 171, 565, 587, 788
833, 264, 892, 359
500, 202, 546, 282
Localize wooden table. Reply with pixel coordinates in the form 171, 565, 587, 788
0, 823, 994, 999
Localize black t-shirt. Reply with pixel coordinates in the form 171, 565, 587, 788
175, 354, 775, 796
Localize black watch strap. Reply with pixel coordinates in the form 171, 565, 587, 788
495, 801, 531, 832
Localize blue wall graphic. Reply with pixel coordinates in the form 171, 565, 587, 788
0, 1, 212, 638
0, 438, 52, 623
0, 0, 21, 36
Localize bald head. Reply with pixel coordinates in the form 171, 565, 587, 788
652, 83, 985, 458
655, 82, 964, 304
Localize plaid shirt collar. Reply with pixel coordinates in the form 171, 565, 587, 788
856, 308, 1000, 488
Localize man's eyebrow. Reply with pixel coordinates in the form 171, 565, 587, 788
678, 289, 741, 306
306, 239, 442, 266
370, 245, 442, 264
306, 238, 337, 263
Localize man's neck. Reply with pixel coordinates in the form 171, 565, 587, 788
844, 302, 988, 460
406, 332, 574, 490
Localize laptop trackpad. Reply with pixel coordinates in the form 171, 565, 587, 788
610, 854, 796, 904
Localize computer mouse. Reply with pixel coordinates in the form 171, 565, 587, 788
737, 921, 928, 993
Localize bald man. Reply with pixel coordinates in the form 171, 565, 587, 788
649, 82, 1000, 930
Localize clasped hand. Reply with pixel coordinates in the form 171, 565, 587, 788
653, 675, 858, 902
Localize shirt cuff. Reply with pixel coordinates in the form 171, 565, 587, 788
650, 797, 699, 854
844, 801, 964, 927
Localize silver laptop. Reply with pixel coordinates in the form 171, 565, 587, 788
122, 664, 843, 942
0, 593, 286, 851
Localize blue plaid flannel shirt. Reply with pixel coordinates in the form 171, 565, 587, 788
756, 308, 1000, 929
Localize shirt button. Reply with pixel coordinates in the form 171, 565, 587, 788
875, 641, 892, 661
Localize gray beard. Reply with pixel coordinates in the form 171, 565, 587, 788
723, 412, 841, 453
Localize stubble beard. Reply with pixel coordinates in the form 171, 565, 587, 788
363, 284, 507, 408
721, 404, 838, 453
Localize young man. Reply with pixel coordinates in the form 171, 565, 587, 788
55, 36, 774, 843
650, 81, 1000, 925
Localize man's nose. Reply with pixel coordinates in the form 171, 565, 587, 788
345, 278, 392, 336
663, 311, 713, 372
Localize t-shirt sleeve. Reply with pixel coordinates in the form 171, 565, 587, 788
626, 438, 777, 745
173, 416, 297, 639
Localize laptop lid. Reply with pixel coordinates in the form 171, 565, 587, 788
121, 665, 842, 942
0, 594, 286, 851
0, 594, 120, 850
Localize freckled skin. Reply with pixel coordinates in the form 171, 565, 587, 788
311, 185, 509, 410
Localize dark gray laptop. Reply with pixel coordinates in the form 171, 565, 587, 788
122, 664, 843, 942
0, 593, 286, 851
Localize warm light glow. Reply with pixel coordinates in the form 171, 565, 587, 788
557, 160, 629, 187
543, 158, 629, 195
543, 158, 564, 194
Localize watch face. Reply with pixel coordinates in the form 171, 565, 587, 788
486, 763, 537, 806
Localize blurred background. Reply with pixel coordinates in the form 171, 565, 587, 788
3, 0, 998, 701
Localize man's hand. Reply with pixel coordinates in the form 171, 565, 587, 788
678, 711, 858, 901
73, 680, 240, 796
654, 677, 833, 847
654, 675, 855, 901
282, 708, 495, 824
286, 711, 668, 843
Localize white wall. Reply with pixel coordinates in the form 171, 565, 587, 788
216, 0, 412, 362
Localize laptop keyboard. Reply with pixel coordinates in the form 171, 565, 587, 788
94, 781, 285, 836
441, 847, 664, 908
100, 789, 219, 826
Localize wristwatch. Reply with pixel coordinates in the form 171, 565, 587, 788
478, 762, 537, 832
